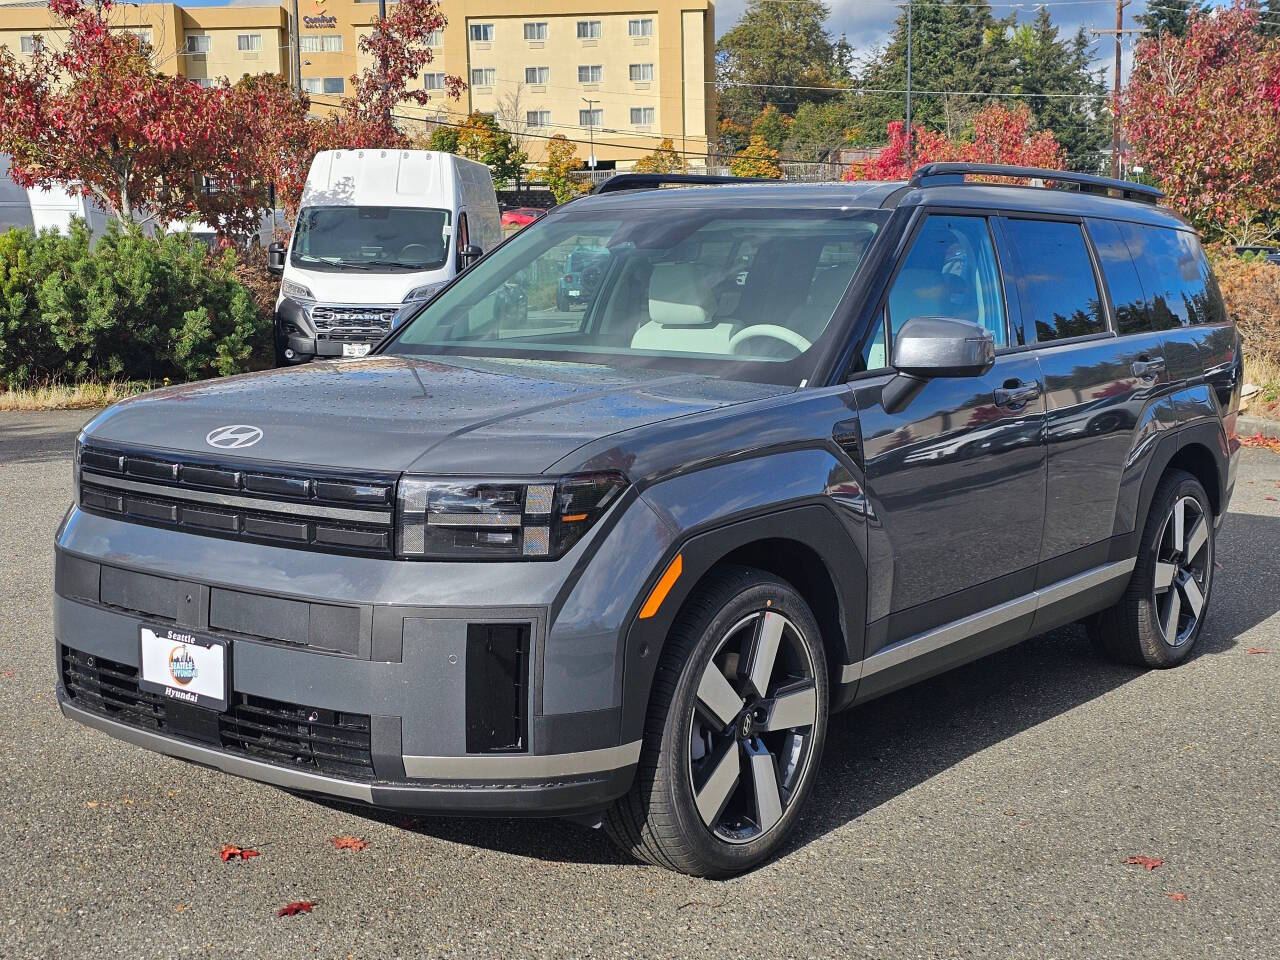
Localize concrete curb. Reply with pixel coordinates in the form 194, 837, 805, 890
1237, 415, 1280, 439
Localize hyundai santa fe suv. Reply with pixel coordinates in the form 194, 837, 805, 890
55, 165, 1243, 877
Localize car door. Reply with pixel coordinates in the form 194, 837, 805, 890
998, 215, 1173, 582
851, 212, 1047, 677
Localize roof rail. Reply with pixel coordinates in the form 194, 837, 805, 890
908, 163, 1164, 205
591, 173, 777, 195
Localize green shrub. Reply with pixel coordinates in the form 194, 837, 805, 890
0, 220, 272, 389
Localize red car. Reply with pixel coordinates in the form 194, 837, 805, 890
501, 207, 546, 227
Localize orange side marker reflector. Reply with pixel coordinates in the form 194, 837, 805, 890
639, 554, 683, 620
562, 513, 588, 522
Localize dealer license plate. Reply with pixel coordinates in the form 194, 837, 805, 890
342, 343, 372, 358
138, 626, 229, 711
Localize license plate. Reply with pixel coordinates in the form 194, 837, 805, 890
568, 290, 580, 297
342, 343, 371, 358
138, 626, 229, 711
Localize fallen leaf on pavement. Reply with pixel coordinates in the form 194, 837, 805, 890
1125, 856, 1164, 871
330, 835, 368, 852
220, 845, 261, 862
1167, 892, 1188, 902
277, 901, 314, 918
85, 801, 98, 808
1248, 647, 1269, 654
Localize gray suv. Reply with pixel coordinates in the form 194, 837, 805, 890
55, 165, 1243, 877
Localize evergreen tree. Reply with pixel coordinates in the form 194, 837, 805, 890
1011, 9, 1110, 170
1136, 0, 1202, 38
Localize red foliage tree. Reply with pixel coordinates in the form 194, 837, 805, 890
845, 103, 1064, 181
1122, 1, 1280, 243
0, 0, 300, 236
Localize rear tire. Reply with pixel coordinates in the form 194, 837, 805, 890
1090, 470, 1214, 668
604, 566, 828, 877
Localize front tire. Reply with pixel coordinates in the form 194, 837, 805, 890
604, 566, 828, 877
1090, 469, 1214, 668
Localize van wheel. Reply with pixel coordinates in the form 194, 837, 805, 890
604, 566, 828, 877
1089, 470, 1214, 668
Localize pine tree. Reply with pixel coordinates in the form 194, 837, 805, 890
1136, 0, 1202, 39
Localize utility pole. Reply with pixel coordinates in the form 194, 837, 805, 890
905, 0, 913, 166
1091, 1, 1144, 178
583, 98, 598, 170
290, 0, 301, 92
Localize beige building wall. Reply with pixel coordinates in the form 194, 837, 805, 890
1, 0, 714, 168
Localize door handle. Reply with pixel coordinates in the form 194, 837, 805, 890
994, 379, 1041, 409
1132, 355, 1166, 380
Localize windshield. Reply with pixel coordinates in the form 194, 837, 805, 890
290, 206, 451, 272
386, 204, 885, 383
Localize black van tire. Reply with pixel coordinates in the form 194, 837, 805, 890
1090, 470, 1214, 668
604, 566, 828, 877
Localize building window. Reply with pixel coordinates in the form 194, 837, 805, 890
19, 35, 38, 53
469, 23, 494, 42
470, 68, 496, 88
122, 28, 152, 50
629, 63, 654, 83
576, 20, 602, 39
425, 29, 442, 45
628, 19, 654, 37
303, 77, 345, 95
578, 64, 603, 84
237, 34, 262, 52
185, 35, 211, 54
300, 34, 342, 53
525, 66, 549, 85
192, 77, 215, 89
630, 106, 655, 125
526, 110, 552, 128
424, 73, 447, 90
579, 108, 603, 127
523, 22, 548, 41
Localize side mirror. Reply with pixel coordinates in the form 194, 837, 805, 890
882, 316, 996, 413
459, 244, 483, 269
893, 316, 995, 378
267, 241, 286, 276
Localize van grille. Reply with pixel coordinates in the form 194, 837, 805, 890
78, 444, 396, 557
311, 305, 398, 343
61, 646, 375, 781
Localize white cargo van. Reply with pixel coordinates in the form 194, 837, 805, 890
268, 149, 502, 365
1, 154, 114, 237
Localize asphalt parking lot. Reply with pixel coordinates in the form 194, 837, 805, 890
2, 409, 1277, 959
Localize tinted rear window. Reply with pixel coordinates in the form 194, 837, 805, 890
1118, 223, 1226, 328
1002, 218, 1105, 343
1087, 218, 1150, 336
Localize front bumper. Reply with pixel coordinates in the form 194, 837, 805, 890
52, 503, 653, 817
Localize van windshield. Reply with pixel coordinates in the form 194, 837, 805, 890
290, 206, 451, 272
386, 205, 885, 384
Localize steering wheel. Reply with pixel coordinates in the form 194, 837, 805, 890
728, 324, 812, 358
399, 243, 431, 262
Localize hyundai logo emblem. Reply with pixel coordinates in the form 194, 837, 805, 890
206, 424, 263, 449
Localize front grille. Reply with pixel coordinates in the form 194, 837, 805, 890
79, 444, 396, 557
311, 305, 397, 343
61, 646, 375, 780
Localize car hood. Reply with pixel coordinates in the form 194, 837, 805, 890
82, 355, 789, 475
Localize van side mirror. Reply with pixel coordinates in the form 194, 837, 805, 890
460, 244, 483, 269
882, 316, 996, 413
267, 241, 286, 276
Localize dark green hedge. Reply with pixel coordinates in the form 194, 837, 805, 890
0, 220, 271, 389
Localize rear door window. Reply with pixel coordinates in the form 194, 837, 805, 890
1001, 218, 1106, 344
1118, 223, 1227, 328
886, 214, 1008, 352
1086, 218, 1151, 335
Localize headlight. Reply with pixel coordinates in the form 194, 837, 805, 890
403, 281, 447, 303
281, 278, 314, 301
397, 472, 626, 559
73, 436, 83, 507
